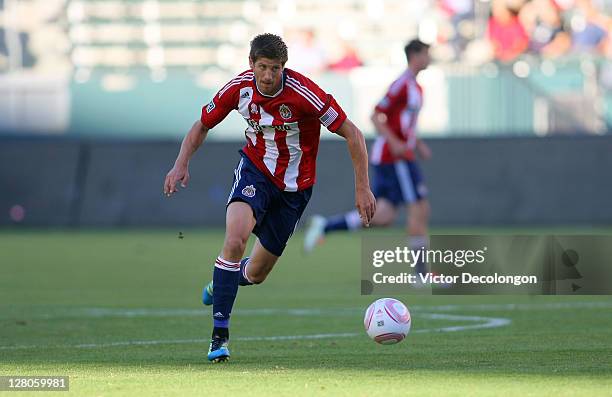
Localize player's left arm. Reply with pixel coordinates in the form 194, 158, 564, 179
414, 86, 431, 161
164, 76, 239, 196
335, 119, 376, 226
297, 73, 375, 223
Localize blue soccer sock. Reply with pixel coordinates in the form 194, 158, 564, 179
410, 236, 429, 276
212, 256, 241, 331
239, 257, 254, 286
324, 210, 363, 233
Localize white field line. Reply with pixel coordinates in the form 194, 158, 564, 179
415, 314, 511, 333
1, 301, 609, 320
0, 313, 509, 351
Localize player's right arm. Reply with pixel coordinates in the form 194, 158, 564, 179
164, 74, 242, 196
164, 120, 209, 196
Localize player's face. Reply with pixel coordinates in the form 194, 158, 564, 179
414, 49, 431, 72
250, 57, 284, 96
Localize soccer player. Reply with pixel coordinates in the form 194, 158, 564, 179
304, 39, 432, 276
163, 34, 376, 363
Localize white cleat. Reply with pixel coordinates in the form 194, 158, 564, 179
303, 215, 326, 254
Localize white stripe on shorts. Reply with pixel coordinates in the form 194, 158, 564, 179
394, 162, 417, 203
227, 157, 244, 204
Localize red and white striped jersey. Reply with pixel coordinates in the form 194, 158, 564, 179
370, 69, 423, 165
201, 68, 347, 192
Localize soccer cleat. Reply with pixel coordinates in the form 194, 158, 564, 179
202, 281, 213, 306
303, 215, 326, 253
207, 336, 230, 363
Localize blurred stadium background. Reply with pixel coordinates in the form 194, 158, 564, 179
0, 0, 611, 227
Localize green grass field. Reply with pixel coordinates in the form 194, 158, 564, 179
1, 229, 612, 396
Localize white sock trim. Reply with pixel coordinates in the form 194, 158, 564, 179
215, 256, 240, 272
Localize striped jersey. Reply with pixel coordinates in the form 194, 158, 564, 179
201, 68, 347, 192
370, 69, 423, 165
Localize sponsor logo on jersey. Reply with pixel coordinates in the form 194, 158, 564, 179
206, 101, 216, 113
279, 104, 292, 119
247, 119, 263, 132
241, 91, 250, 98
242, 185, 256, 197
274, 125, 292, 131
247, 119, 293, 132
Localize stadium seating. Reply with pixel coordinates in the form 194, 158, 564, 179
0, 0, 609, 136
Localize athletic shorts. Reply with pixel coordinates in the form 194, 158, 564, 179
227, 153, 312, 256
371, 160, 428, 206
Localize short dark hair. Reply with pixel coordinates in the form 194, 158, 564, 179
404, 39, 430, 62
249, 34, 288, 65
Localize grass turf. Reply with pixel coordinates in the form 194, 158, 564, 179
1, 229, 611, 396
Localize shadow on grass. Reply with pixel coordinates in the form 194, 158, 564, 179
2, 343, 611, 377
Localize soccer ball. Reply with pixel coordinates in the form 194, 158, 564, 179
364, 298, 411, 344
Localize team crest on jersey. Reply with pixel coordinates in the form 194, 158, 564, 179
242, 185, 256, 198
206, 100, 215, 113
250, 103, 258, 114
279, 104, 292, 119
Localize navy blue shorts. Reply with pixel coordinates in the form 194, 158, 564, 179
372, 160, 428, 206
226, 154, 312, 257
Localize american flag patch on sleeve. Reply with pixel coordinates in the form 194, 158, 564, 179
319, 107, 339, 127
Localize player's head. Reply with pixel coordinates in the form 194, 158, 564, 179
404, 39, 431, 73
249, 34, 288, 96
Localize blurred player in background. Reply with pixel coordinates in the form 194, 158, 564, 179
304, 39, 432, 276
164, 34, 376, 363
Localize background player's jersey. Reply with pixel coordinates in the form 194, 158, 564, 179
201, 68, 347, 192
370, 69, 423, 165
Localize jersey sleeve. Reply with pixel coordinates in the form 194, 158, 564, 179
318, 94, 347, 133
288, 73, 347, 133
200, 79, 240, 130
374, 78, 407, 116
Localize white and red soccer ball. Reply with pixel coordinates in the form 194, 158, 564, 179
364, 298, 411, 344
